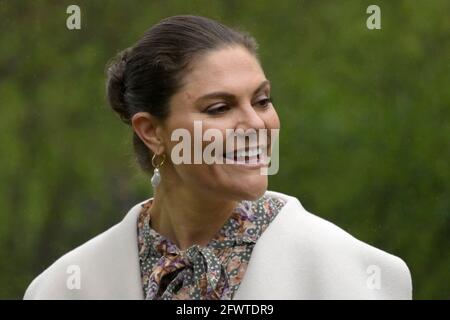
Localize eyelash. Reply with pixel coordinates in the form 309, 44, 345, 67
205, 97, 273, 115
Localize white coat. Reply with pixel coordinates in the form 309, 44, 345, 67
23, 190, 412, 299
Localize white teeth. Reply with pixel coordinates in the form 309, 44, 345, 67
223, 147, 264, 161
237, 150, 246, 158
224, 151, 235, 160
248, 148, 262, 157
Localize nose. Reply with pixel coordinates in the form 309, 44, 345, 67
235, 103, 266, 131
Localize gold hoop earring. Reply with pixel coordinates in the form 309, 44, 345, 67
150, 153, 165, 188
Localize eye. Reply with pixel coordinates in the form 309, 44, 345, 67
204, 104, 230, 115
255, 97, 273, 108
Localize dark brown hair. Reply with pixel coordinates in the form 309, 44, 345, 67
105, 15, 259, 174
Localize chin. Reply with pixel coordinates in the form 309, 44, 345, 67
230, 179, 268, 202
204, 166, 268, 201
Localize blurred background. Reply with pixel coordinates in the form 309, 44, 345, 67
0, 0, 448, 299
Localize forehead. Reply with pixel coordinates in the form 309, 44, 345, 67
179, 46, 267, 102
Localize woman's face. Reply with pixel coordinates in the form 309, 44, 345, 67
160, 45, 280, 201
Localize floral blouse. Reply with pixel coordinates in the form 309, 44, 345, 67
137, 194, 286, 300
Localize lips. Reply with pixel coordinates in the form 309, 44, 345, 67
222, 145, 270, 165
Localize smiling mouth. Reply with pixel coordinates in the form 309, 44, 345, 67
221, 145, 270, 165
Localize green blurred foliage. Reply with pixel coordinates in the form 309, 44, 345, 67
0, 0, 448, 299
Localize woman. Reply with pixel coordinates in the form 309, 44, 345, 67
24, 15, 412, 300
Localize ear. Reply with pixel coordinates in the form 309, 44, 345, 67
131, 112, 165, 154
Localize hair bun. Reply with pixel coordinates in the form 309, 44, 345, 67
106, 48, 132, 125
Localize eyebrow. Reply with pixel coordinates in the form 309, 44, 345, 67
195, 80, 271, 103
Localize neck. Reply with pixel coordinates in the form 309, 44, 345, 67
147, 175, 238, 251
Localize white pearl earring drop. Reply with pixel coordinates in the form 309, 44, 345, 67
151, 153, 165, 188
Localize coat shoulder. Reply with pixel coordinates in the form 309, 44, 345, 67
23, 222, 121, 299
264, 191, 413, 299
23, 199, 146, 299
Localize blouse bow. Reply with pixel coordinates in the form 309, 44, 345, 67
138, 196, 286, 300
